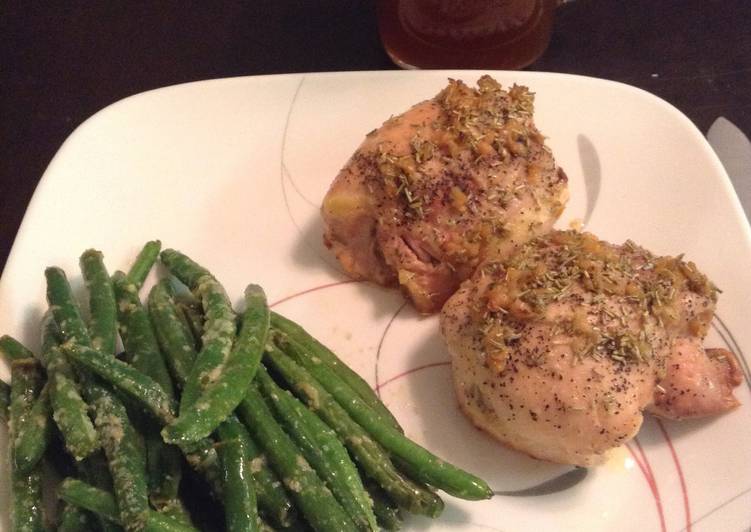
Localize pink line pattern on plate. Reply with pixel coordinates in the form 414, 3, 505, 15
374, 301, 408, 397
375, 361, 451, 393
269, 279, 359, 308
656, 419, 691, 532
625, 438, 667, 532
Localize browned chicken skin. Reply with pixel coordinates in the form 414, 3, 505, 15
441, 230, 742, 466
322, 76, 568, 313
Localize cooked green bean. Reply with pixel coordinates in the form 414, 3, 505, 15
59, 477, 120, 522
13, 383, 52, 475
145, 430, 185, 513
89, 383, 150, 532
238, 383, 357, 532
0, 379, 10, 421
271, 312, 403, 432
147, 280, 198, 389
215, 415, 303, 530
263, 346, 443, 517
111, 270, 186, 516
59, 478, 198, 532
217, 420, 259, 532
11, 465, 44, 532
58, 503, 100, 532
160, 249, 237, 411
176, 298, 204, 350
145, 513, 200, 532
41, 312, 100, 461
112, 271, 175, 399
2, 339, 51, 475
45, 266, 94, 346
0, 335, 36, 361
63, 343, 176, 425
257, 366, 377, 531
180, 437, 223, 497
366, 482, 403, 531
159, 249, 212, 288
163, 284, 269, 446
278, 337, 492, 501
244, 429, 303, 530
126, 240, 162, 290
78, 449, 122, 532
80, 249, 118, 355
8, 356, 45, 532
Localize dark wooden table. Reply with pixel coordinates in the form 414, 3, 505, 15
2, 0, 749, 272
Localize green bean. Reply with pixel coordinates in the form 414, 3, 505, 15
215, 415, 308, 529
78, 444, 123, 532
111, 271, 186, 514
217, 420, 259, 532
80, 249, 118, 355
152, 498, 194, 529
147, 280, 197, 389
63, 343, 176, 425
163, 284, 269, 446
271, 312, 403, 432
45, 266, 93, 346
145, 430, 185, 512
58, 503, 100, 532
278, 338, 492, 501
238, 383, 357, 532
263, 346, 443, 517
13, 383, 52, 475
0, 335, 37, 361
257, 366, 377, 531
11, 466, 44, 532
0, 379, 10, 421
180, 437, 223, 497
160, 250, 237, 411
126, 240, 162, 290
1, 338, 51, 475
365, 483, 403, 531
41, 313, 100, 461
8, 356, 45, 532
159, 249, 213, 288
176, 298, 204, 350
112, 271, 175, 399
59, 477, 119, 522
59, 478, 198, 532
145, 513, 199, 532
216, 416, 302, 529
88, 383, 150, 532
243, 430, 303, 530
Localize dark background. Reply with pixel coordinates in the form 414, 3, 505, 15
2, 0, 750, 272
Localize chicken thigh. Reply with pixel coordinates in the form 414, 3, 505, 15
322, 76, 568, 313
441, 230, 741, 466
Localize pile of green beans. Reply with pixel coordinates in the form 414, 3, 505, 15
0, 242, 492, 532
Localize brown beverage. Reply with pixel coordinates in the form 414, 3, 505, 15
377, 0, 557, 70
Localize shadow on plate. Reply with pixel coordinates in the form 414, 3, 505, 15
578, 134, 601, 228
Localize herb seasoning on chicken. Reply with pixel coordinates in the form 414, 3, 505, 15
441, 230, 742, 466
322, 76, 569, 313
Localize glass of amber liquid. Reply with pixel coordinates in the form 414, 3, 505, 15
376, 0, 558, 70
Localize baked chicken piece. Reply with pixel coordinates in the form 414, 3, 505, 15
441, 230, 742, 466
322, 76, 568, 313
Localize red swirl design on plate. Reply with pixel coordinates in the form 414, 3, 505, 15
656, 419, 691, 532
625, 438, 667, 532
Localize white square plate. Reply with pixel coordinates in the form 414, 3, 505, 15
1, 71, 750, 531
